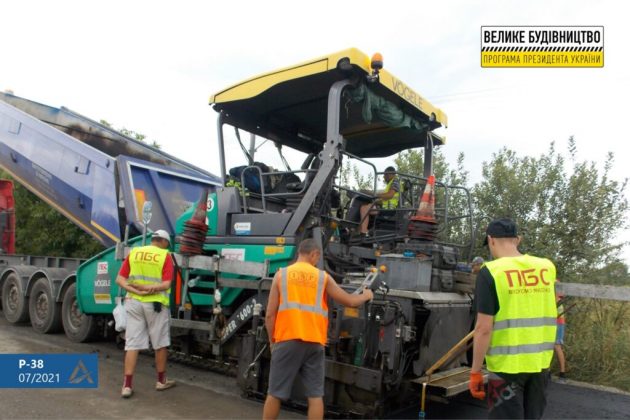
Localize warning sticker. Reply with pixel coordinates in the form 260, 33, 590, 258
234, 222, 251, 235
264, 246, 285, 255
481, 26, 604, 68
221, 248, 245, 261
93, 261, 112, 304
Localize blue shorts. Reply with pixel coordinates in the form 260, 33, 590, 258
555, 324, 565, 345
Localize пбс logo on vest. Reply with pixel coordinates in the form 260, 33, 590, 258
288, 271, 317, 288
133, 251, 161, 263
503, 268, 552, 294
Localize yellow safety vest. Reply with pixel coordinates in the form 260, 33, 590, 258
127, 245, 170, 306
381, 177, 401, 209
485, 254, 557, 374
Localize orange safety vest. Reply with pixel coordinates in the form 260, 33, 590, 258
274, 262, 329, 345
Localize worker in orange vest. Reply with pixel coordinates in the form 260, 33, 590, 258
262, 239, 374, 420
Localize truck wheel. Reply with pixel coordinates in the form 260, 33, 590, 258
29, 278, 62, 334
1, 273, 29, 323
61, 283, 97, 342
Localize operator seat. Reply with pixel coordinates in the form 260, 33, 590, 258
286, 153, 319, 193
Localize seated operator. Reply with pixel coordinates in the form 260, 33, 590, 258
358, 166, 401, 237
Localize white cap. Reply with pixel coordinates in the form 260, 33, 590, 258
152, 229, 171, 243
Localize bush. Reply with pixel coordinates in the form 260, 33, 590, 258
560, 299, 630, 391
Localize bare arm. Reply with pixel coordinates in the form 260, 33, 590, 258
326, 276, 373, 307
471, 313, 494, 372
137, 281, 172, 293
377, 189, 396, 201
265, 272, 281, 344
115, 275, 148, 296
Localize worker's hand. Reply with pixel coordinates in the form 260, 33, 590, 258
362, 288, 374, 302
128, 286, 148, 295
468, 371, 486, 400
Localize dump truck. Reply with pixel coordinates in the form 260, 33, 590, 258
0, 91, 221, 338
1, 48, 478, 417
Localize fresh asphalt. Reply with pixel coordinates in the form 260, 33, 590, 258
1, 313, 629, 419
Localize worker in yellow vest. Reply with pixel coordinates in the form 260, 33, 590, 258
469, 218, 557, 419
359, 166, 401, 236
115, 229, 176, 398
263, 239, 374, 420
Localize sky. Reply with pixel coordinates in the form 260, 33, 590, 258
1, 0, 628, 261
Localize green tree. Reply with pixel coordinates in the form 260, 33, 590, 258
473, 138, 628, 281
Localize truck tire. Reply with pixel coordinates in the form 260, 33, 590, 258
2, 273, 30, 323
29, 278, 62, 334
61, 283, 97, 342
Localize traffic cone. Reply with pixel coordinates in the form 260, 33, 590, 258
180, 189, 209, 255
408, 175, 438, 241
414, 175, 436, 222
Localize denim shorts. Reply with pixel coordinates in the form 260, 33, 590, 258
555, 324, 565, 345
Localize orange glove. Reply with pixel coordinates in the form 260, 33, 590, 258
469, 371, 486, 400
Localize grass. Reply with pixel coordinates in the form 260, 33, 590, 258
557, 299, 630, 391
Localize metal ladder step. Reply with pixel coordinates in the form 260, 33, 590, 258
411, 366, 488, 397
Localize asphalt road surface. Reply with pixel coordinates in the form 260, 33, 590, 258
1, 313, 630, 419
0, 313, 297, 419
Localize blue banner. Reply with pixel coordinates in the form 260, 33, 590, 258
0, 354, 98, 388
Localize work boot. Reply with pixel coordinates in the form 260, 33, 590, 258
155, 379, 176, 391
121, 387, 133, 398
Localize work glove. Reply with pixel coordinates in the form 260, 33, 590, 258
469, 371, 486, 400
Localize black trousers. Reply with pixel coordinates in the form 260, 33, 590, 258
486, 370, 550, 419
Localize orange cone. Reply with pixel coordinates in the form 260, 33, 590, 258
180, 189, 209, 255
414, 175, 436, 222
408, 175, 438, 241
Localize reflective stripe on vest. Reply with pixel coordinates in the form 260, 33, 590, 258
278, 269, 328, 317
493, 317, 557, 330
381, 177, 400, 209
274, 263, 329, 345
488, 342, 556, 356
485, 254, 557, 374
127, 245, 170, 306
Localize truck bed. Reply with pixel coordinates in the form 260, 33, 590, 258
0, 93, 221, 247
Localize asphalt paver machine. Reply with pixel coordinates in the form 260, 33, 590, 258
195, 48, 477, 416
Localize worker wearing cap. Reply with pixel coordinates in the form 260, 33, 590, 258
115, 229, 176, 398
469, 218, 557, 419
263, 239, 373, 420
472, 256, 485, 275
359, 166, 401, 236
